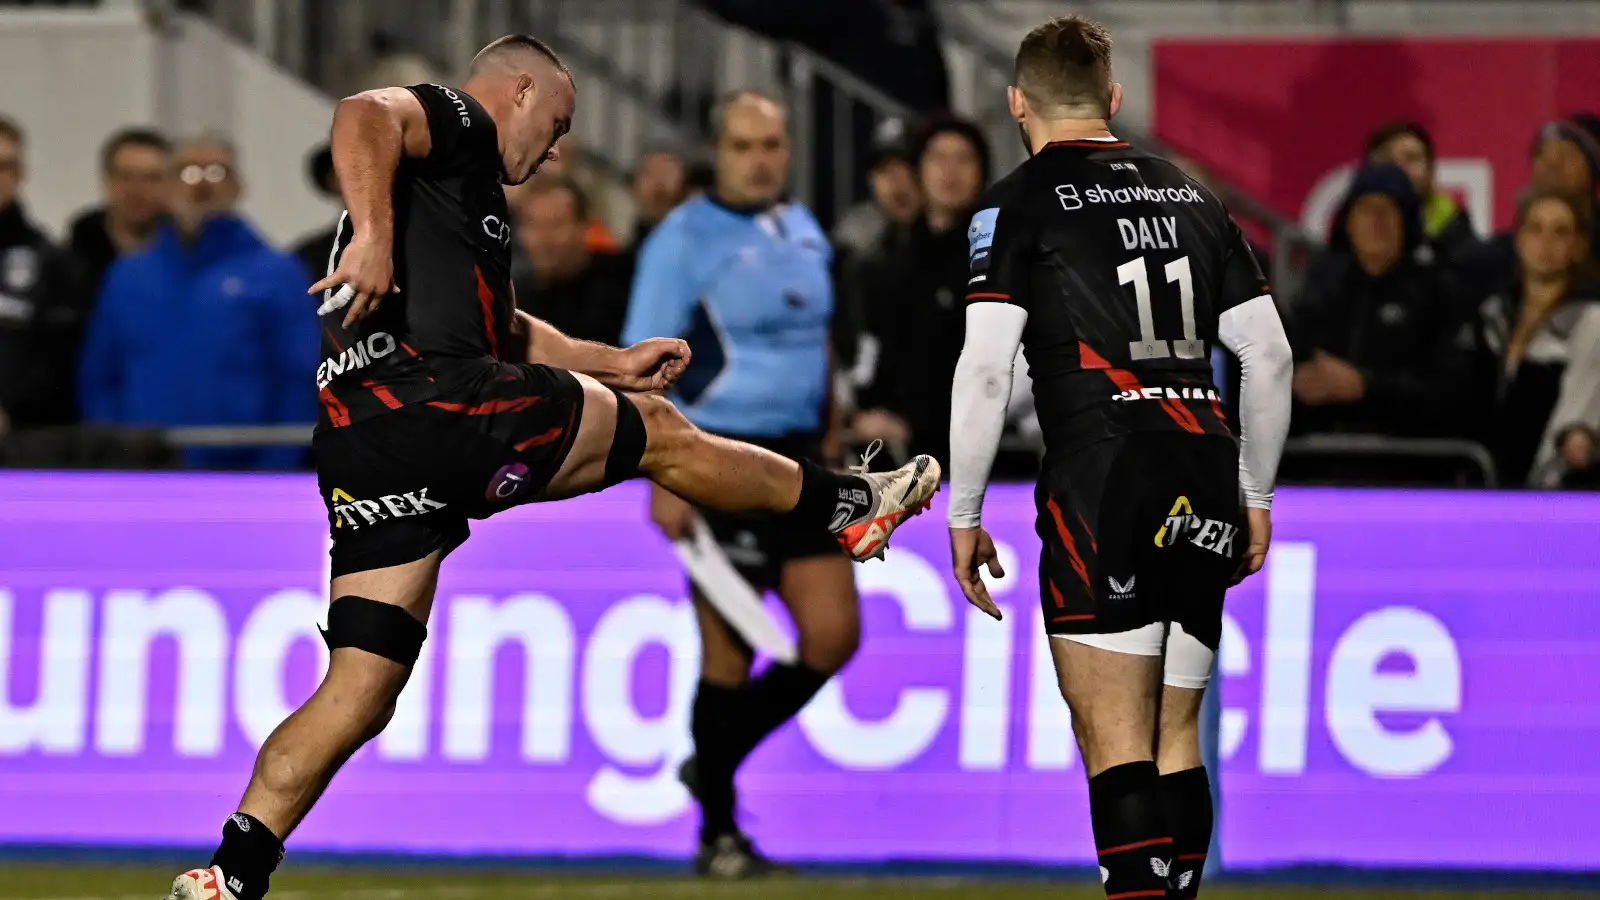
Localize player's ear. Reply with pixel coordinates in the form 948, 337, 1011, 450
1108, 83, 1124, 121
516, 73, 535, 106
1007, 85, 1027, 125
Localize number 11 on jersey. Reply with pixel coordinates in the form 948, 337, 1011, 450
1119, 254, 1204, 361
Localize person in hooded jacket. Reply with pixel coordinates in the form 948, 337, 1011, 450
78, 135, 317, 470
1286, 163, 1472, 440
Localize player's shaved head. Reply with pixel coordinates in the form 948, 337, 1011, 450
470, 33, 569, 81
1014, 15, 1114, 120
712, 89, 790, 207
463, 34, 576, 186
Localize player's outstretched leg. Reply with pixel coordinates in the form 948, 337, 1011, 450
541, 377, 940, 557
1155, 623, 1218, 898
167, 555, 442, 900
1052, 634, 1176, 900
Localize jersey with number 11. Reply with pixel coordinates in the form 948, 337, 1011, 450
966, 137, 1271, 458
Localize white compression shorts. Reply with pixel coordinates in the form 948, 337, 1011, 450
1055, 622, 1215, 690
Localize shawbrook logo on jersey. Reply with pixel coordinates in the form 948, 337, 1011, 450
316, 332, 397, 389
1057, 182, 1206, 211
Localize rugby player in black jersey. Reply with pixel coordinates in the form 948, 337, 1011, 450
166, 35, 940, 900
946, 17, 1293, 900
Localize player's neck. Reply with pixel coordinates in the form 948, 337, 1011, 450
1025, 118, 1115, 154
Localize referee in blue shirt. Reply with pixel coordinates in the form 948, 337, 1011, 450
623, 90, 852, 878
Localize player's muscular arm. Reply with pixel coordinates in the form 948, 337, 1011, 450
312, 88, 432, 326
516, 311, 691, 393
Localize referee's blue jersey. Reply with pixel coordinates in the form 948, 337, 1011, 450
621, 196, 833, 438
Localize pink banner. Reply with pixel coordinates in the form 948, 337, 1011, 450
1152, 38, 1600, 239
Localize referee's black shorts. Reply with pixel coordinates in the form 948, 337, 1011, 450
1035, 432, 1241, 651
314, 363, 585, 577
695, 432, 843, 590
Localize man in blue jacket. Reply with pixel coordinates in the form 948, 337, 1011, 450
78, 135, 318, 469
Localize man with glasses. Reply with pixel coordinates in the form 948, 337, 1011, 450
77, 133, 319, 469
66, 127, 173, 296
0, 115, 90, 436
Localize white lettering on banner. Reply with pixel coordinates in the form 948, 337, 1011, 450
443, 594, 575, 764
0, 538, 1467, 789
1217, 613, 1250, 761
378, 635, 432, 761
0, 590, 91, 754
95, 588, 227, 757
1029, 605, 1076, 770
583, 596, 698, 826
958, 541, 1019, 771
235, 590, 328, 748
799, 550, 951, 769
1257, 544, 1316, 774
1325, 608, 1461, 777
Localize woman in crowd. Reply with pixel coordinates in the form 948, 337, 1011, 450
1470, 188, 1600, 487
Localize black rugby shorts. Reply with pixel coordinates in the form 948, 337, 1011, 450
314, 363, 585, 577
1035, 432, 1241, 650
695, 433, 843, 591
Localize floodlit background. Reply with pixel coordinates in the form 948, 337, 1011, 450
1, 1, 1599, 898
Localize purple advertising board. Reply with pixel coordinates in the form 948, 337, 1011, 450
1, 473, 1597, 871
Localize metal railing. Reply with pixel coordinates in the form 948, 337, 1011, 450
1284, 433, 1499, 487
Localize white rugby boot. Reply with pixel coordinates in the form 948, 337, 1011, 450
832, 440, 941, 562
166, 866, 239, 900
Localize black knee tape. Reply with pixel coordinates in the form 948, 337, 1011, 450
320, 595, 427, 666
605, 388, 647, 485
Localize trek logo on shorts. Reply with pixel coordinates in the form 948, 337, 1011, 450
329, 486, 447, 529
1154, 495, 1239, 558
316, 332, 398, 389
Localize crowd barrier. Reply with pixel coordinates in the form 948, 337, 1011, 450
1, 473, 1597, 871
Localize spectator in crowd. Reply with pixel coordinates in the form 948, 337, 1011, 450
1287, 163, 1470, 438
1363, 120, 1479, 262
1467, 116, 1600, 290
832, 120, 922, 262
354, 31, 442, 94
0, 116, 89, 434
511, 176, 634, 347
77, 135, 318, 470
66, 127, 171, 296
629, 142, 691, 247
1529, 298, 1600, 489
537, 136, 623, 253
292, 144, 342, 288
848, 116, 990, 469
1467, 188, 1600, 486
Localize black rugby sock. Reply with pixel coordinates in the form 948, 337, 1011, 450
788, 460, 872, 533
209, 812, 284, 900
1088, 762, 1175, 899
723, 662, 830, 770
1161, 767, 1214, 898
690, 679, 743, 840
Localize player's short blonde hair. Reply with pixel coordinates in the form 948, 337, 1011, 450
1014, 15, 1114, 120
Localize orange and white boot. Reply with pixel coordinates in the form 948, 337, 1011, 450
166, 866, 239, 900
833, 440, 941, 561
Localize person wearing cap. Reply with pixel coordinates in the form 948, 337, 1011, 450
291, 143, 341, 288
1285, 162, 1471, 446
1465, 115, 1600, 291
832, 120, 923, 261
848, 115, 990, 470
1363, 120, 1479, 263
